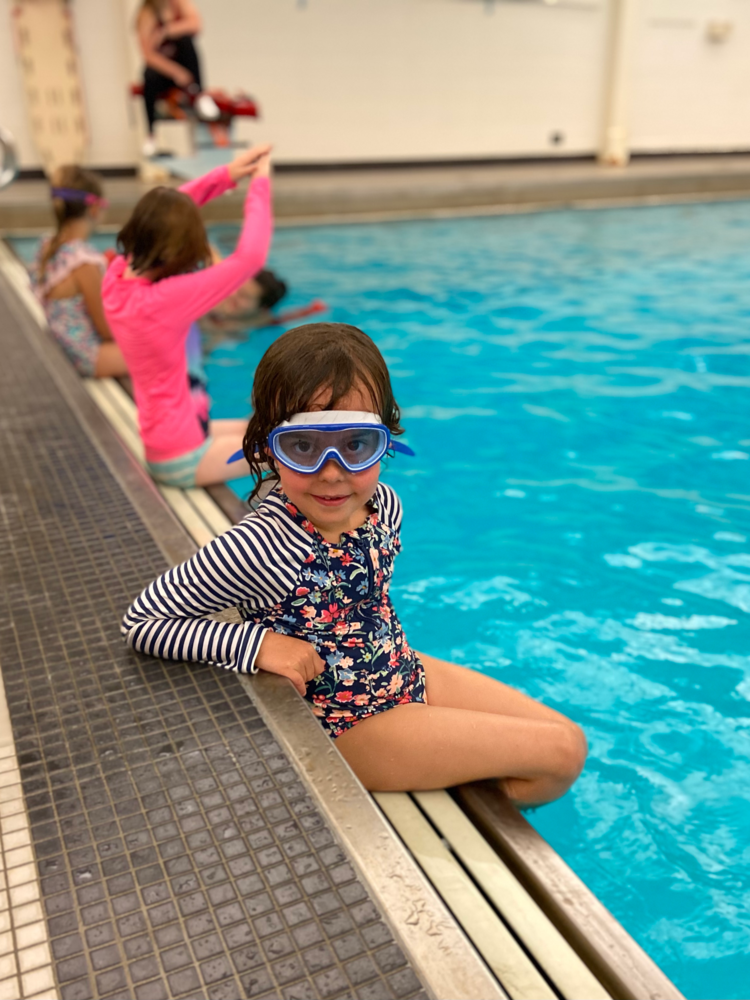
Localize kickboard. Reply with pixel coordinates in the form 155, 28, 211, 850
12, 0, 89, 174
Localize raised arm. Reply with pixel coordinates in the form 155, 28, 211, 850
151, 170, 273, 319
122, 514, 306, 674
178, 165, 236, 207
178, 144, 271, 207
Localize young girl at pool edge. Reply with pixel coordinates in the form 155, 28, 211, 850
122, 323, 587, 805
31, 166, 128, 379
102, 143, 272, 489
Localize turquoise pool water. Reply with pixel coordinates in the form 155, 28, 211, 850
212, 206, 750, 1000
12, 202, 750, 999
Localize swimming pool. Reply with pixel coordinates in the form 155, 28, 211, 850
11, 200, 750, 999
209, 205, 750, 1000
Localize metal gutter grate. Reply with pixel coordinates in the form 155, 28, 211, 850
0, 279, 426, 1000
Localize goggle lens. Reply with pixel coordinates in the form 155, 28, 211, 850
272, 426, 388, 471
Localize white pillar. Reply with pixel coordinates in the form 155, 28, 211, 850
599, 0, 640, 166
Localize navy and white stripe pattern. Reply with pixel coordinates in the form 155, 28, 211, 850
122, 483, 403, 675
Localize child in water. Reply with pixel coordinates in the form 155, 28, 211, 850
122, 323, 586, 804
199, 264, 288, 339
102, 143, 272, 489
31, 166, 128, 378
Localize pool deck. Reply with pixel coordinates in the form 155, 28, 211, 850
0, 261, 507, 1000
4, 154, 750, 229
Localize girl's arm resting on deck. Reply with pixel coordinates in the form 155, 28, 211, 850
121, 536, 272, 673
124, 600, 267, 674
150, 177, 272, 321
121, 514, 305, 674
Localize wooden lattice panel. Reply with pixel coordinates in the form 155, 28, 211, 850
12, 0, 89, 174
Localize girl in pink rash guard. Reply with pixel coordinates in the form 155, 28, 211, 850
102, 144, 272, 488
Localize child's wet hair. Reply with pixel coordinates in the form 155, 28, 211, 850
243, 322, 403, 499
255, 269, 287, 310
117, 187, 211, 281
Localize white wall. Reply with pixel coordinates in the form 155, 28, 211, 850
196, 0, 610, 162
2, 0, 750, 170
0, 0, 137, 168
630, 0, 750, 152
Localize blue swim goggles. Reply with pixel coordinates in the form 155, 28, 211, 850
227, 411, 414, 474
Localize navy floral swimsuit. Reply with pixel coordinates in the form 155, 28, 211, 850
123, 482, 426, 739
248, 491, 426, 738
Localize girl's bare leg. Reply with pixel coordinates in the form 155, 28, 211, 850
194, 432, 251, 486
94, 342, 129, 378
419, 652, 579, 727
192, 420, 251, 486
335, 653, 587, 806
209, 418, 248, 438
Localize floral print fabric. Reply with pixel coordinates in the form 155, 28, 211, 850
31, 238, 106, 376
244, 489, 426, 738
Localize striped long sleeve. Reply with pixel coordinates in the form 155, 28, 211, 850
121, 503, 313, 674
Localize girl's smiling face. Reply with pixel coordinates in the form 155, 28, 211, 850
274, 385, 381, 543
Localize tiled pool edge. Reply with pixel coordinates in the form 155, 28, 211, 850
0, 667, 56, 1000
0, 263, 435, 1000
0, 251, 504, 1000
0, 354, 56, 1000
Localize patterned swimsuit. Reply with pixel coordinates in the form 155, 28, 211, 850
248, 493, 426, 737
122, 483, 427, 738
31, 238, 106, 377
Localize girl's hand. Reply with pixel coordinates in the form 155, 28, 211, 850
228, 144, 273, 184
255, 632, 325, 696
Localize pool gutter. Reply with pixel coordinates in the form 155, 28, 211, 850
458, 783, 684, 1000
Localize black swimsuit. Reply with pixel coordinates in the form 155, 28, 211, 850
142, 7, 203, 130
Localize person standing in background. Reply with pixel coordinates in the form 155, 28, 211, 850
102, 145, 273, 489
136, 0, 219, 157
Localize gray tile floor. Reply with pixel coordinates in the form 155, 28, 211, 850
0, 287, 427, 1000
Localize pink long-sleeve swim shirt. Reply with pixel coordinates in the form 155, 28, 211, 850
102, 166, 272, 463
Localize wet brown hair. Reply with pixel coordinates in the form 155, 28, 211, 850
243, 323, 404, 500
116, 187, 211, 281
40, 165, 103, 279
